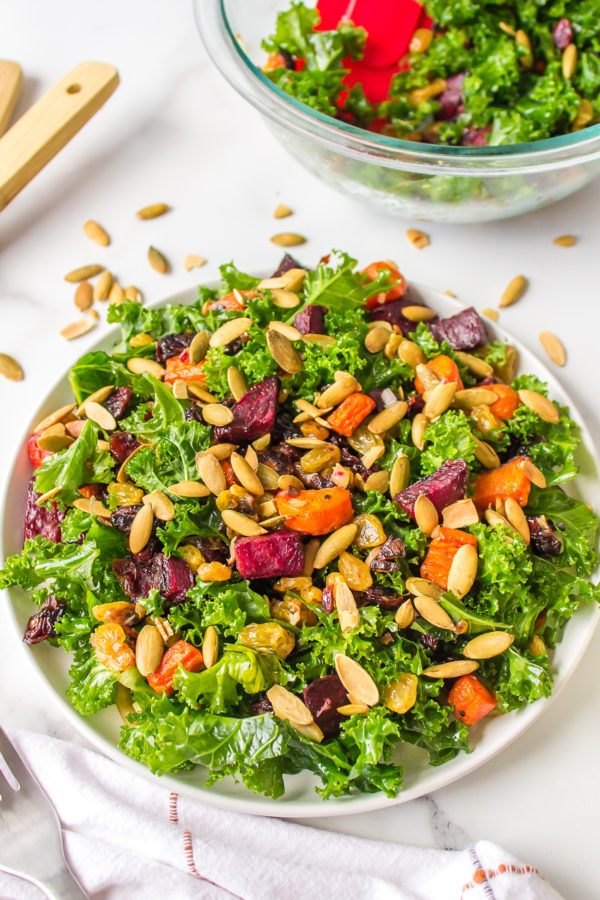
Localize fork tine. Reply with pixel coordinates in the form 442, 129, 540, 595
0, 725, 34, 791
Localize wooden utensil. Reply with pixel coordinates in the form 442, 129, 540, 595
0, 61, 23, 136
0, 61, 119, 212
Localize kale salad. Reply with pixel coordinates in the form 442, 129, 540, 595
262, 1, 600, 146
2, 251, 598, 800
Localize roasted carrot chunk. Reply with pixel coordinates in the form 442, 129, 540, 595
489, 384, 520, 420
276, 487, 353, 535
448, 674, 497, 726
164, 350, 206, 384
326, 392, 375, 437
472, 456, 531, 511
147, 640, 204, 695
415, 354, 464, 394
206, 289, 257, 312
221, 458, 238, 488
362, 260, 407, 309
420, 526, 478, 590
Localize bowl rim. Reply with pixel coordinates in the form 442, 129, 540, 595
195, 0, 600, 174
2, 275, 599, 818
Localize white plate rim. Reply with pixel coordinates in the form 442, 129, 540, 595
1, 277, 598, 818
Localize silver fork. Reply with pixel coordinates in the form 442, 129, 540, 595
0, 726, 87, 899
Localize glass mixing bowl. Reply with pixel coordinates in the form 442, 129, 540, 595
195, 0, 600, 223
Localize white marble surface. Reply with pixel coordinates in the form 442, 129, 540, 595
1, 2, 600, 897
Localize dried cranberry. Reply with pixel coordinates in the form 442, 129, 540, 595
406, 393, 425, 419
553, 18, 573, 49
297, 470, 334, 490
369, 536, 406, 573
461, 126, 491, 147
501, 434, 545, 463
234, 529, 304, 580
23, 475, 65, 543
294, 305, 326, 335
321, 585, 335, 613
271, 254, 302, 278
184, 404, 204, 423
363, 586, 404, 610
104, 386, 133, 421
303, 675, 348, 738
258, 448, 298, 476
223, 337, 243, 356
110, 431, 140, 464
429, 307, 487, 351
527, 516, 563, 558
409, 629, 439, 653
23, 595, 66, 644
438, 72, 465, 121
395, 459, 468, 518
111, 505, 142, 534
113, 551, 193, 605
270, 411, 301, 446
184, 535, 228, 563
327, 433, 380, 479
215, 376, 280, 444
155, 332, 193, 364
250, 696, 274, 715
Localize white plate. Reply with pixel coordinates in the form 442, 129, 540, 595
2, 281, 599, 818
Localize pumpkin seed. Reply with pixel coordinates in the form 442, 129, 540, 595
424, 382, 457, 420
187, 384, 218, 402
334, 581, 361, 634
124, 285, 143, 303
463, 631, 514, 660
482, 307, 499, 322
455, 351, 493, 378
244, 445, 259, 470
473, 435, 500, 469
317, 375, 357, 409
368, 401, 408, 435
196, 452, 227, 495
202, 403, 234, 427
442, 499, 479, 529
108, 282, 124, 305
37, 425, 72, 451
302, 333, 336, 347
515, 29, 533, 68
257, 463, 280, 491
269, 320, 302, 342
202, 625, 219, 668
83, 400, 116, 432
253, 434, 271, 451
368, 319, 392, 332
221, 508, 266, 536
539, 331, 566, 367
65, 420, 86, 439
88, 309, 100, 322
422, 660, 479, 678
384, 333, 402, 359
337, 703, 369, 715
454, 388, 497, 409
406, 228, 430, 249
259, 515, 288, 529
517, 389, 559, 424
273, 203, 292, 219
94, 270, 113, 302
266, 329, 303, 374
294, 722, 325, 743
294, 398, 328, 421
60, 317, 97, 340
33, 403, 76, 433
258, 275, 290, 290
286, 437, 331, 450
485, 508, 514, 533
78, 385, 115, 412
266, 684, 313, 726
72, 497, 111, 517
74, 281, 93, 311
314, 524, 358, 569
117, 443, 149, 483
270, 232, 306, 247
270, 289, 300, 308
414, 494, 439, 536
398, 339, 426, 369
413, 594, 457, 631
144, 490, 175, 521
0, 349, 23, 382
415, 363, 439, 392
411, 413, 428, 450
148, 245, 169, 274
499, 21, 516, 35
401, 305, 436, 323
364, 326, 390, 353
390, 454, 410, 497
184, 254, 206, 270
83, 220, 110, 246
204, 443, 238, 461
499, 275, 527, 308
447, 544, 478, 599
172, 380, 188, 399
135, 624, 164, 676
361, 444, 385, 469
230, 452, 264, 496
553, 234, 575, 247
334, 653, 379, 706
562, 42, 577, 79
364, 470, 390, 493
136, 203, 169, 220
64, 264, 104, 283
168, 480, 210, 498
522, 459, 546, 488
302, 538, 320, 577
280, 268, 307, 292
210, 316, 253, 348
504, 497, 530, 545
129, 503, 154, 554
127, 357, 165, 379
395, 599, 416, 629
36, 487, 61, 504
406, 576, 442, 600
189, 331, 210, 365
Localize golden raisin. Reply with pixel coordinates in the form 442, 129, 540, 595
271, 596, 318, 627
300, 421, 329, 440
469, 404, 502, 434
274, 576, 312, 593
383, 673, 419, 715
300, 445, 341, 474
196, 562, 232, 582
346, 422, 383, 456
239, 622, 295, 658
178, 544, 205, 573
90, 623, 135, 672
107, 481, 144, 506
353, 514, 386, 549
92, 601, 135, 622
130, 333, 154, 347
338, 551, 373, 590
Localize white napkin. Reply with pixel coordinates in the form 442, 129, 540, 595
1, 730, 562, 900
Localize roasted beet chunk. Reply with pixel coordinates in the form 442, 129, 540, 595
23, 475, 65, 543
104, 386, 133, 421
24, 595, 65, 644
553, 18, 573, 49
214, 375, 280, 444
113, 551, 193, 605
527, 515, 563, 558
461, 126, 491, 147
155, 332, 193, 364
395, 459, 468, 518
294, 305, 326, 335
370, 297, 418, 336
154, 554, 194, 603
303, 675, 348, 738
110, 431, 140, 465
363, 586, 404, 610
271, 253, 302, 278
429, 307, 487, 351
234, 529, 304, 580
438, 72, 464, 121
369, 536, 406, 573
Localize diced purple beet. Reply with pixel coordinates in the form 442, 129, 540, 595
24, 475, 65, 544
428, 307, 487, 351
394, 459, 468, 518
234, 529, 304, 580
214, 375, 280, 444
104, 387, 133, 421
23, 595, 65, 644
553, 18, 572, 49
370, 297, 419, 336
155, 332, 193, 364
461, 126, 491, 147
113, 551, 193, 605
110, 431, 140, 464
271, 254, 302, 278
293, 305, 326, 335
438, 72, 465, 121
303, 675, 348, 738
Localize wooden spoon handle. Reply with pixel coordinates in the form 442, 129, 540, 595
0, 61, 23, 136
0, 61, 119, 211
